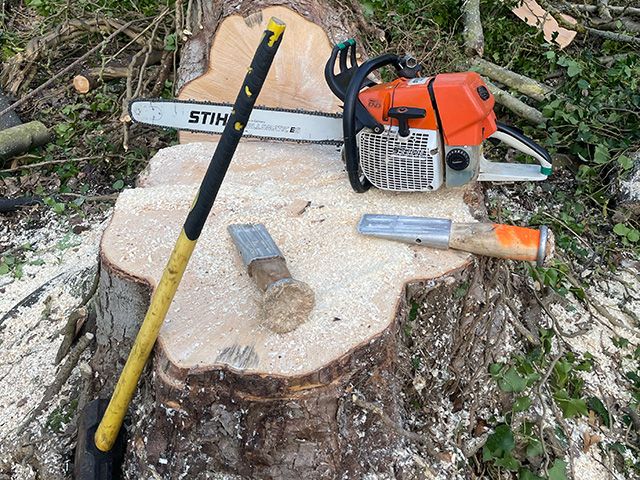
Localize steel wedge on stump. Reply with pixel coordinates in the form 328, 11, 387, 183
73, 17, 286, 479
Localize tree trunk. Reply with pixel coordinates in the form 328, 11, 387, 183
91, 5, 500, 479
176, 3, 358, 144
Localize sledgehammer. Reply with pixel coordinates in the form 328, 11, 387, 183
74, 18, 286, 479
358, 214, 553, 265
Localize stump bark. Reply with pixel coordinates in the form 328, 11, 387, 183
92, 5, 498, 479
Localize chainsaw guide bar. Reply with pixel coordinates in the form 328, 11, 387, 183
129, 98, 344, 145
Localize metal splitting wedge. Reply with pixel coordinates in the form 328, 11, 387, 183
73, 17, 286, 479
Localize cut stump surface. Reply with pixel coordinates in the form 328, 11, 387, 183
101, 141, 474, 378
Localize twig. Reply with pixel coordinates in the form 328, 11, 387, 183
0, 20, 137, 118
14, 333, 94, 438
0, 155, 101, 173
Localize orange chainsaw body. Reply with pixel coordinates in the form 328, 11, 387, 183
357, 72, 498, 146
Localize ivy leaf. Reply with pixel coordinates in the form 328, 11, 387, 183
513, 396, 532, 413
526, 438, 544, 459
548, 459, 568, 480
618, 154, 634, 170
567, 61, 583, 77
593, 145, 610, 164
483, 424, 515, 459
553, 389, 588, 418
498, 367, 528, 393
613, 223, 630, 236
519, 468, 544, 480
495, 453, 521, 471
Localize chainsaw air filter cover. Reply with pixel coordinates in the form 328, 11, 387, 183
357, 126, 442, 191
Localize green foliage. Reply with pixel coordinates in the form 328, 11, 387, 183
46, 398, 78, 433
483, 330, 606, 477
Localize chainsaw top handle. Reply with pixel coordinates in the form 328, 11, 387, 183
342, 52, 414, 192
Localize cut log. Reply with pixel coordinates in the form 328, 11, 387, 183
0, 121, 50, 162
73, 50, 163, 94
92, 6, 499, 479
177, 4, 354, 144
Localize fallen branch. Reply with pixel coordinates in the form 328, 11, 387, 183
462, 0, 484, 56
73, 50, 163, 94
469, 58, 553, 102
563, 3, 640, 17
483, 79, 546, 124
0, 20, 136, 118
0, 121, 51, 162
541, 0, 640, 45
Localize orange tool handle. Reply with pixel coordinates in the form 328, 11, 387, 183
449, 223, 552, 265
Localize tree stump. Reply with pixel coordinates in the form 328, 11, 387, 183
92, 5, 493, 479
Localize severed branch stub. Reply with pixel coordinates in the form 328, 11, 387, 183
228, 223, 315, 334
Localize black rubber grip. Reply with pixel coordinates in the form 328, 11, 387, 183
183, 21, 285, 241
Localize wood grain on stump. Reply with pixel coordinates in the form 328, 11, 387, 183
177, 5, 348, 144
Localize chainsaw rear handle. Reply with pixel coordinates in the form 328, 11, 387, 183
489, 122, 553, 175
91, 17, 286, 455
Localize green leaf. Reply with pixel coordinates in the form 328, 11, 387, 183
483, 424, 515, 459
519, 468, 544, 480
553, 389, 588, 418
587, 396, 611, 427
525, 438, 544, 459
567, 61, 583, 77
548, 459, 568, 480
627, 229, 640, 243
112, 179, 125, 190
495, 453, 521, 471
613, 223, 630, 236
593, 145, 610, 164
164, 33, 177, 51
498, 367, 528, 393
489, 362, 504, 376
618, 154, 634, 170
513, 396, 532, 413
577, 79, 589, 89
0, 263, 9, 275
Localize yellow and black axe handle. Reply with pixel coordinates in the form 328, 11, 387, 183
92, 18, 286, 454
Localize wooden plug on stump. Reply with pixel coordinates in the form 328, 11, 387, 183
228, 223, 314, 334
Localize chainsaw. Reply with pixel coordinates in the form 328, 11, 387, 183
129, 39, 552, 193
